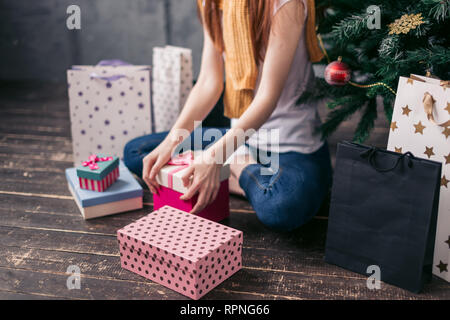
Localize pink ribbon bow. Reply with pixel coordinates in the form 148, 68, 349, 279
167, 152, 194, 189
82, 154, 113, 170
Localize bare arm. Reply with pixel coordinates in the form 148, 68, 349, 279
165, 19, 224, 142
142, 16, 224, 193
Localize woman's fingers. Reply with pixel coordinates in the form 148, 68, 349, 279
180, 180, 201, 201
181, 166, 195, 188
148, 158, 166, 189
142, 156, 157, 193
190, 187, 210, 215
209, 183, 220, 206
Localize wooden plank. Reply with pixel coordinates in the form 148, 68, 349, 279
0, 153, 73, 164
0, 109, 69, 119
0, 184, 254, 213
0, 243, 420, 285
0, 141, 72, 153
1, 247, 448, 300
0, 209, 327, 256
0, 125, 71, 137
0, 189, 325, 251
0, 289, 66, 300
2, 209, 448, 294
0, 148, 73, 161
0, 263, 301, 300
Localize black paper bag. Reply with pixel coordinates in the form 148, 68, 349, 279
325, 141, 442, 293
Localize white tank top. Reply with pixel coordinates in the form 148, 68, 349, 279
231, 0, 324, 155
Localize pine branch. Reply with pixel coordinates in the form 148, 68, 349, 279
382, 95, 395, 123
320, 97, 366, 139
353, 98, 378, 143
312, 0, 450, 140
424, 0, 450, 21
330, 12, 370, 45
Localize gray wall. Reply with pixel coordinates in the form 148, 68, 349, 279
0, 0, 203, 82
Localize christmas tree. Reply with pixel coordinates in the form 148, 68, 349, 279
300, 0, 450, 142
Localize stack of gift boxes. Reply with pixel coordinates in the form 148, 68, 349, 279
65, 49, 241, 300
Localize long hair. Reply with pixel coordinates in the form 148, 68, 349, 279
197, 0, 276, 63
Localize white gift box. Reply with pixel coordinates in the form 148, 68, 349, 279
387, 74, 450, 281
67, 62, 153, 166
152, 46, 193, 132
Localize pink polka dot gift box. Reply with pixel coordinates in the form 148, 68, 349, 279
117, 205, 243, 300
155, 151, 230, 222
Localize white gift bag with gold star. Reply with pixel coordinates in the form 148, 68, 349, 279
387, 74, 450, 281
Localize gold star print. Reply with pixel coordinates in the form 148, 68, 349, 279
413, 121, 426, 134
407, 78, 414, 85
394, 147, 403, 153
445, 153, 450, 165
436, 260, 448, 273
390, 121, 398, 132
402, 105, 412, 116
441, 175, 449, 188
443, 127, 450, 139
424, 146, 435, 159
445, 102, 450, 114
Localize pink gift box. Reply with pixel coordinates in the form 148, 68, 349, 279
155, 152, 230, 222
117, 205, 243, 300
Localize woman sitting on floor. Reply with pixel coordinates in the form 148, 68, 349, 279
123, 0, 332, 232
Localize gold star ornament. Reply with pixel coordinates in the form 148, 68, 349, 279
414, 121, 426, 134
424, 146, 435, 159
388, 13, 425, 35
394, 147, 403, 153
402, 105, 412, 116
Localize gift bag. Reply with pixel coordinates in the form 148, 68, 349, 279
152, 46, 193, 132
325, 141, 442, 293
67, 60, 153, 165
387, 75, 450, 282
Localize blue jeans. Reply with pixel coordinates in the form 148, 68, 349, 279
123, 128, 332, 232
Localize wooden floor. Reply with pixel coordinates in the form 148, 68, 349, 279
0, 81, 449, 300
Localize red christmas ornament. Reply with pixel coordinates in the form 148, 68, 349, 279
324, 57, 351, 86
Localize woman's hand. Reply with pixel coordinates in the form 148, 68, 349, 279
142, 137, 178, 194
180, 151, 223, 215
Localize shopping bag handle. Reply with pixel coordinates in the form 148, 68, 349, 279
89, 73, 128, 82
96, 59, 132, 67
360, 147, 414, 172
88, 60, 150, 82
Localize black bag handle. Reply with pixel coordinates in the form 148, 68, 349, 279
360, 147, 415, 172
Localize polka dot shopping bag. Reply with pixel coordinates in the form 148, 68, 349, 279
67, 60, 153, 166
